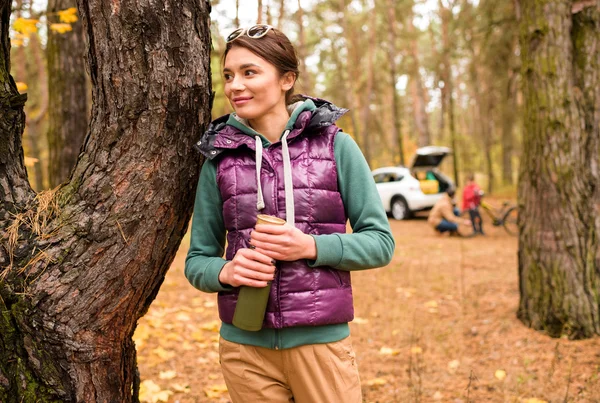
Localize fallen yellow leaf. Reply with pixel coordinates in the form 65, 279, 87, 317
175, 312, 191, 322
424, 300, 438, 308
200, 320, 220, 332
152, 347, 175, 361
495, 369, 507, 381
379, 346, 401, 356
353, 317, 369, 324
448, 360, 460, 374
159, 370, 177, 380
523, 399, 548, 403
171, 383, 191, 393
139, 380, 173, 403
204, 384, 228, 398
410, 346, 423, 354
365, 378, 387, 387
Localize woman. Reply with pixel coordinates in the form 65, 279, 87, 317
185, 24, 395, 402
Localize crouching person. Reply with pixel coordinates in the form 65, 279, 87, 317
428, 189, 470, 236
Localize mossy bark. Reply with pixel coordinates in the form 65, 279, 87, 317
0, 0, 212, 400
517, 0, 600, 339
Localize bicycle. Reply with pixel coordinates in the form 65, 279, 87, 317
461, 194, 518, 236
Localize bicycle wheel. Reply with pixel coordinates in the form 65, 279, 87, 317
502, 207, 518, 236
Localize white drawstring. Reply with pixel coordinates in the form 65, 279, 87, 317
281, 130, 295, 226
255, 136, 265, 210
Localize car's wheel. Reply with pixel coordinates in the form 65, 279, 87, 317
391, 197, 410, 220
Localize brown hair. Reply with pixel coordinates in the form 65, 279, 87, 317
223, 28, 301, 105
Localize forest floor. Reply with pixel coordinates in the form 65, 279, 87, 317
135, 200, 600, 403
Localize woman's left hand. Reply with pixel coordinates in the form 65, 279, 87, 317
250, 224, 317, 262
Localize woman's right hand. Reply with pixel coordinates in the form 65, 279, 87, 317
218, 248, 276, 288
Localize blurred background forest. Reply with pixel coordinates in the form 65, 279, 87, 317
11, 0, 520, 196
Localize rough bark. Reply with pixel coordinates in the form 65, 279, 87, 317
517, 0, 600, 339
46, 0, 89, 188
0, 0, 212, 400
385, 0, 405, 166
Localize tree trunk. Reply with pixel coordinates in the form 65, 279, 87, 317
257, 0, 263, 24
338, 0, 362, 146
295, 0, 312, 94
385, 0, 405, 166
360, 6, 376, 166
277, 0, 285, 30
517, 0, 600, 339
440, 0, 460, 187
407, 17, 431, 147
46, 0, 89, 188
0, 0, 212, 400
501, 67, 518, 185
25, 30, 49, 191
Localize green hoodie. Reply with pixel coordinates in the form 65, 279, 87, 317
185, 99, 395, 349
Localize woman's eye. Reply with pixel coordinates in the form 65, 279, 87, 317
223, 73, 232, 81
245, 70, 256, 76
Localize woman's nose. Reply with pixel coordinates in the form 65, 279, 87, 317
230, 76, 245, 91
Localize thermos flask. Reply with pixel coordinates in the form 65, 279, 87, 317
232, 214, 286, 331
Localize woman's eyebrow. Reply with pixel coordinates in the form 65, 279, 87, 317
223, 63, 261, 73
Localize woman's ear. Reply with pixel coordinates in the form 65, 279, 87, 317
281, 72, 296, 91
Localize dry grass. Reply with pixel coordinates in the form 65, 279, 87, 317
2, 188, 61, 279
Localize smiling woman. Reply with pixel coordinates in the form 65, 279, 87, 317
185, 25, 395, 403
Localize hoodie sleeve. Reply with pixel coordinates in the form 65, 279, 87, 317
308, 132, 395, 270
184, 159, 233, 293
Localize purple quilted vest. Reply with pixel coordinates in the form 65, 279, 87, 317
210, 109, 354, 329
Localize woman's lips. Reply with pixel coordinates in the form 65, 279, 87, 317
233, 97, 252, 106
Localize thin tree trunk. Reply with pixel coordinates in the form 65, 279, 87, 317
277, 0, 285, 30
386, 0, 405, 166
501, 67, 518, 185
235, 0, 240, 27
296, 0, 311, 94
338, 0, 362, 146
360, 7, 377, 166
0, 0, 212, 400
440, 0, 460, 187
517, 0, 600, 339
46, 0, 88, 188
26, 32, 48, 191
407, 16, 431, 147
257, 0, 263, 24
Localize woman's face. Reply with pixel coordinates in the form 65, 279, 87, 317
223, 46, 293, 121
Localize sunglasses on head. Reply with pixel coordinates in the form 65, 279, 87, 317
226, 24, 274, 43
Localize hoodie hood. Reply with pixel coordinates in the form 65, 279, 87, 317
194, 96, 348, 160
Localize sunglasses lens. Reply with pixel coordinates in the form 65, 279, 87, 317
227, 28, 244, 42
247, 25, 271, 38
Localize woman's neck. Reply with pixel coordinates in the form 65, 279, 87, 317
248, 106, 290, 144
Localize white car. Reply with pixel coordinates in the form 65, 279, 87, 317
372, 146, 454, 220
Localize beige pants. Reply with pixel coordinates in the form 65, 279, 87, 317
219, 336, 363, 403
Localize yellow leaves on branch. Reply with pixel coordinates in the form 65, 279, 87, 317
57, 7, 78, 23
13, 18, 39, 37
50, 23, 73, 34
16, 82, 28, 92
12, 8, 77, 40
